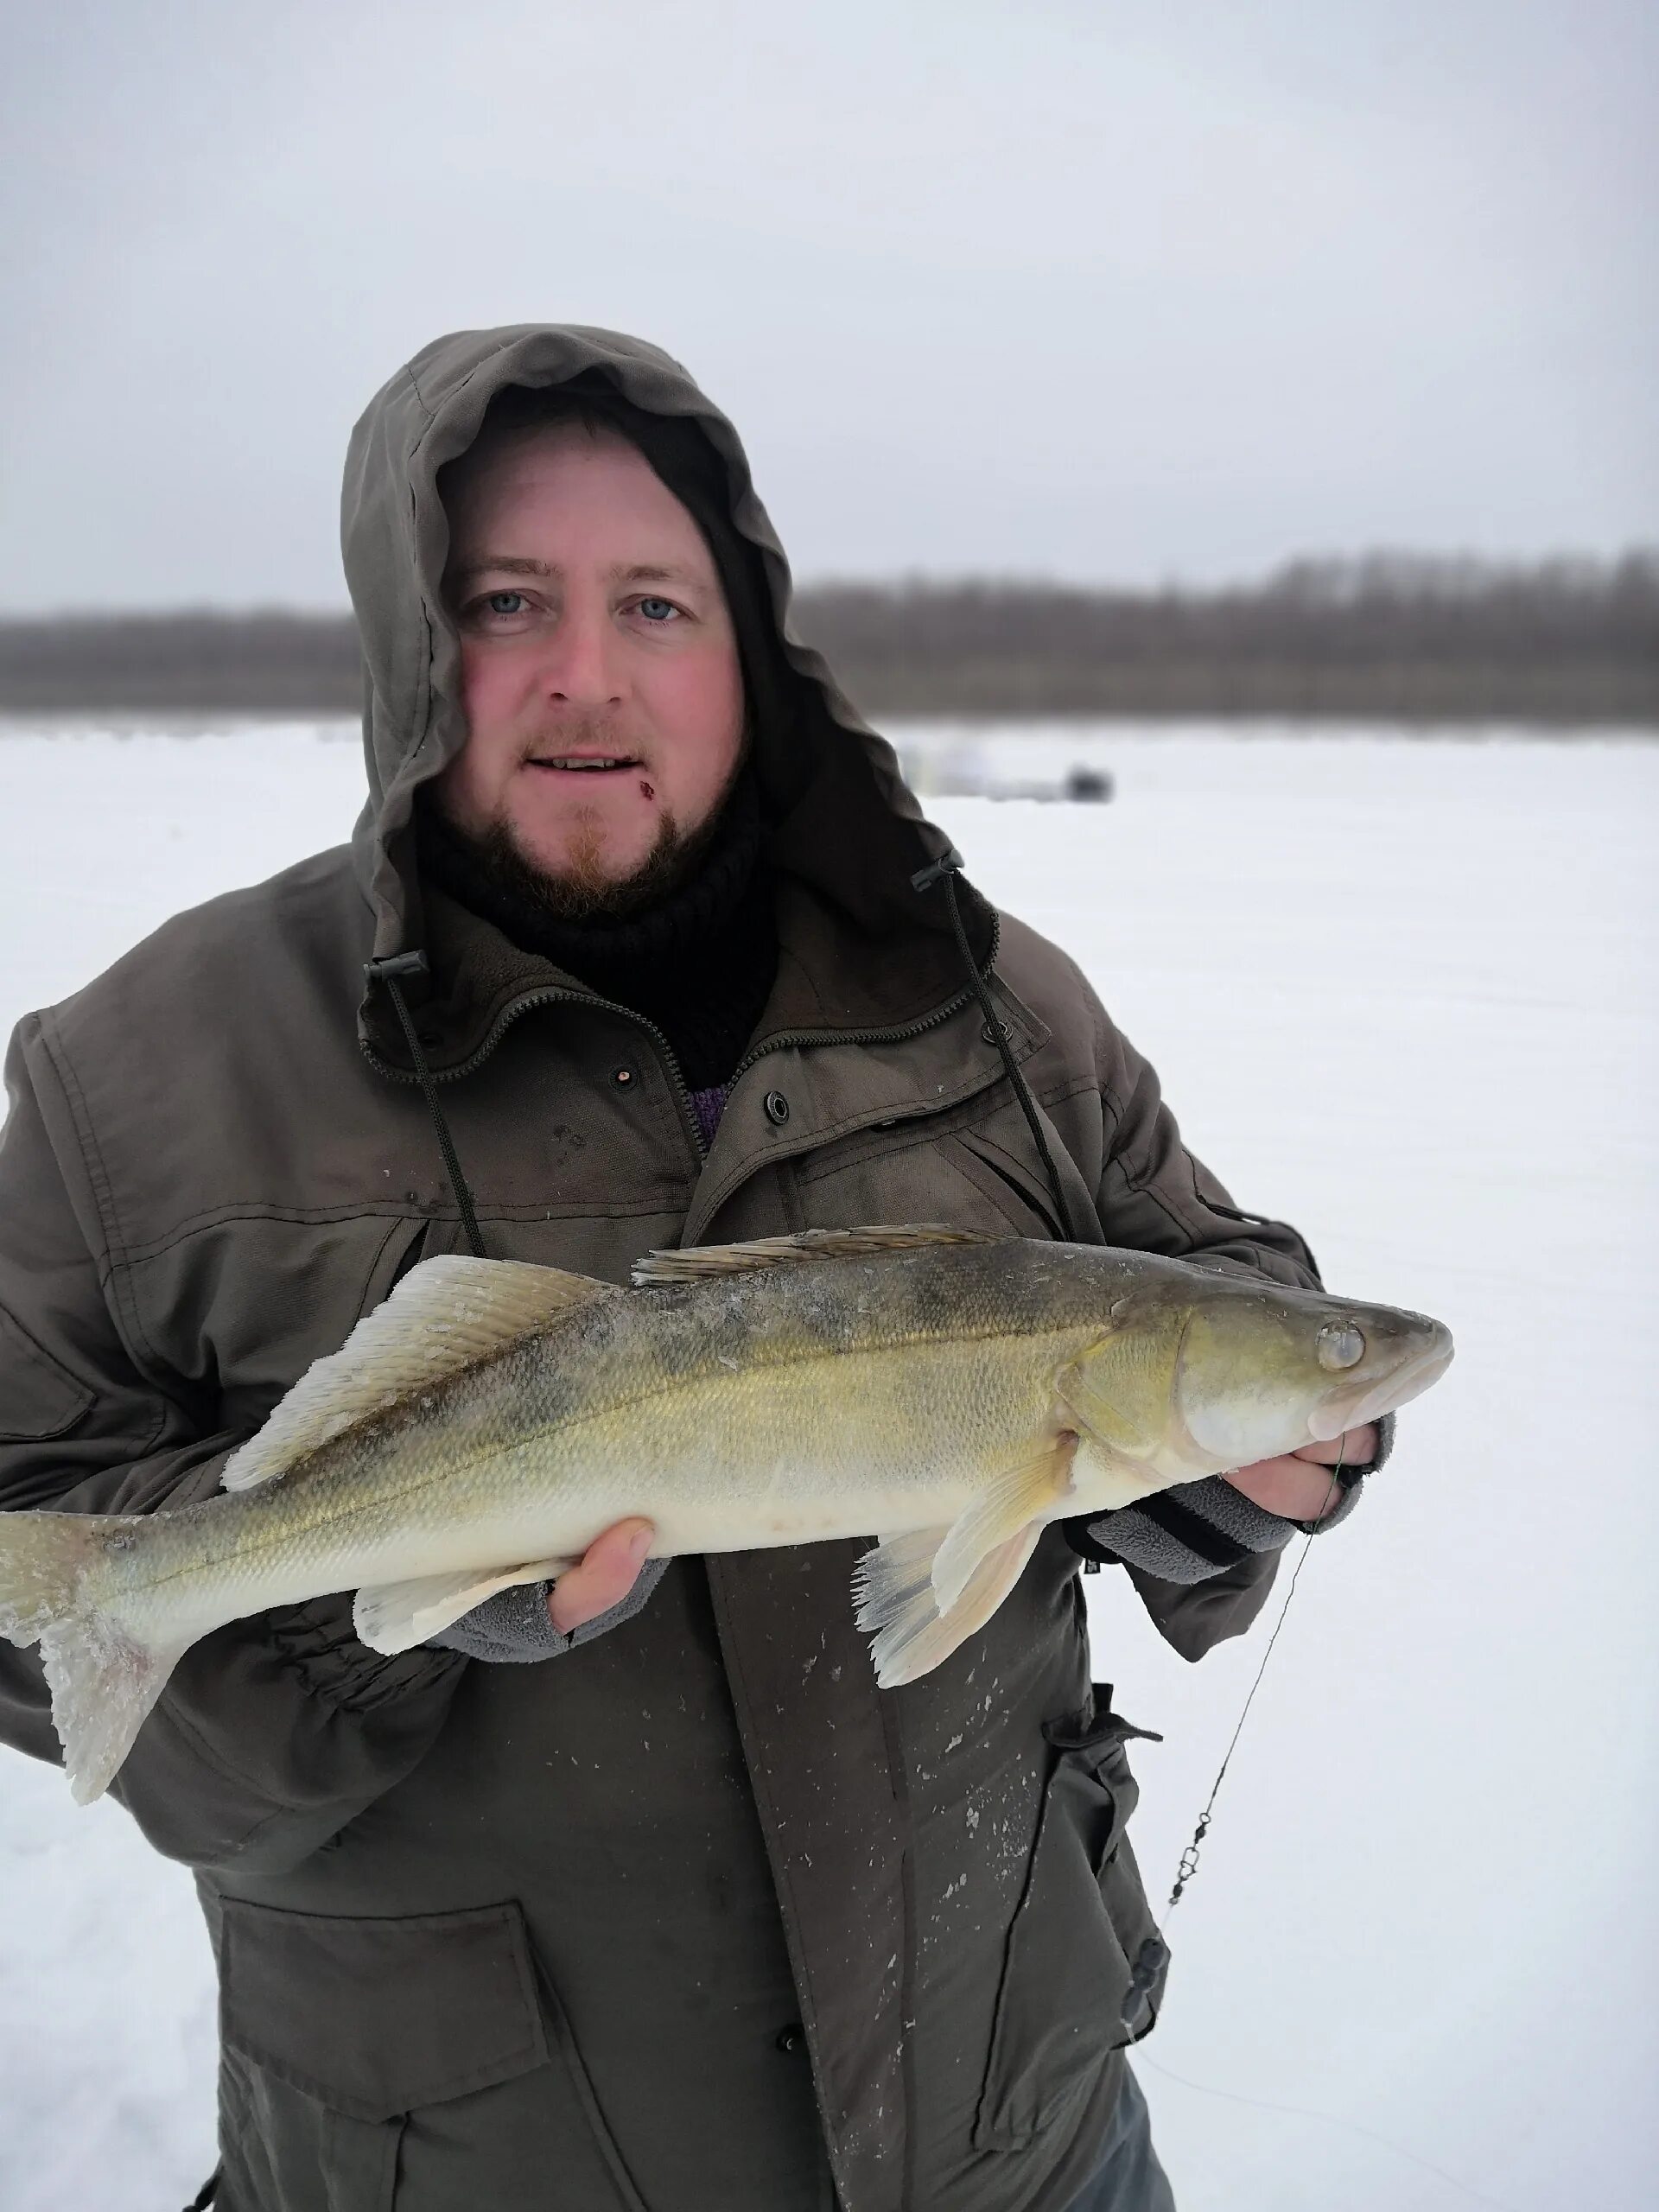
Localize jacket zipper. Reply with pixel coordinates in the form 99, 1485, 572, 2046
364, 988, 711, 1160
360, 914, 1004, 1165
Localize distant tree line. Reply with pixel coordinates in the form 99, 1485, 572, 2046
1, 553, 1654, 723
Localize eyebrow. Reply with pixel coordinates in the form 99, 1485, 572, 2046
448, 556, 700, 588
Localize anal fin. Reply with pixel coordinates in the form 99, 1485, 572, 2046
353, 1556, 576, 1655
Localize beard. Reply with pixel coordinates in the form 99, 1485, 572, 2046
427, 746, 747, 926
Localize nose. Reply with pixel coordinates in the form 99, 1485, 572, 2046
541, 594, 625, 711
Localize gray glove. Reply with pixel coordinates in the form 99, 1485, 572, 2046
1071, 1411, 1394, 1586
427, 1555, 671, 1663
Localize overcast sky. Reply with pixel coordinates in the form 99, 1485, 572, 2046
2, 0, 1653, 610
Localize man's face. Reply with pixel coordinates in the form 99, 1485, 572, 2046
434, 423, 746, 905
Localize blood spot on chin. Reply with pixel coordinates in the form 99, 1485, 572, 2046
639, 779, 656, 800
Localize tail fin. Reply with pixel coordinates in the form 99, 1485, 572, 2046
0, 1511, 183, 1805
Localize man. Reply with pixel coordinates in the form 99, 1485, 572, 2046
0, 326, 1382, 2212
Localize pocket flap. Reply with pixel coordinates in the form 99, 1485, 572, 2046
220, 1899, 550, 2122
973, 1700, 1166, 2150
1042, 1681, 1164, 1758
0, 1305, 94, 1442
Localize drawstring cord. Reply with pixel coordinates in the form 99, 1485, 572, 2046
912, 849, 1353, 1984
371, 855, 1071, 1268
912, 849, 1078, 1243
365, 952, 488, 1260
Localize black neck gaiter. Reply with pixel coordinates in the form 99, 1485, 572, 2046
419, 775, 778, 1092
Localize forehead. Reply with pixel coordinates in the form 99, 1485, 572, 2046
442, 423, 713, 569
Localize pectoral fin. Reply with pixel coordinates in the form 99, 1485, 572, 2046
1054, 1336, 1165, 1461
853, 1520, 1046, 1688
929, 1436, 1078, 1616
353, 1555, 576, 1655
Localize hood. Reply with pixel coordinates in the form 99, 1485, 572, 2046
340, 324, 992, 1038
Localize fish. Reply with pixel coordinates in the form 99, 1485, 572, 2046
0, 1224, 1453, 1804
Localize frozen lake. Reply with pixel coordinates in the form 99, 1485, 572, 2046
0, 719, 1655, 2211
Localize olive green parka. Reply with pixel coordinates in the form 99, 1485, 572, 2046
0, 327, 1319, 2212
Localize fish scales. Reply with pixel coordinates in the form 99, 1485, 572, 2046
144, 1243, 1101, 1617
0, 1228, 1455, 1802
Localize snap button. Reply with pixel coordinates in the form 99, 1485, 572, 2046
981, 1018, 1009, 1046
611, 1065, 636, 1090
774, 2022, 804, 2055
763, 1090, 791, 1127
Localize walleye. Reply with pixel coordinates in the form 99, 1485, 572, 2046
0, 1225, 1452, 1804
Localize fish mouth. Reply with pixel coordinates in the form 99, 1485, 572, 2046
1306, 1323, 1454, 1441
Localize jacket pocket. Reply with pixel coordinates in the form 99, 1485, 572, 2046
947, 1125, 1105, 1246
0, 1303, 94, 1440
218, 1898, 643, 2212
359, 1215, 435, 1315
972, 1688, 1170, 2151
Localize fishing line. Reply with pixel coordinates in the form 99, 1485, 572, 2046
1134, 2056, 1523, 2212
1133, 1459, 1522, 2212
1163, 1462, 1342, 1914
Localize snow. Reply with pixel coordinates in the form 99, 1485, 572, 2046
1, 719, 1655, 2211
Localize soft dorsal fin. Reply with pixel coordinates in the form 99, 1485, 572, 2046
221, 1256, 619, 1492
631, 1224, 1005, 1287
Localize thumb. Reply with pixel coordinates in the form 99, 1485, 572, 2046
547, 1517, 656, 1634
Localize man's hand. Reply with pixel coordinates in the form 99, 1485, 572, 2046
547, 1518, 657, 1634
1221, 1425, 1378, 1522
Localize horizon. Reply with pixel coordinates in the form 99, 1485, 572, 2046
3, 543, 1656, 626
3, 1, 1654, 613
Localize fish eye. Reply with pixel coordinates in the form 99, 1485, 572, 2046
1316, 1320, 1365, 1371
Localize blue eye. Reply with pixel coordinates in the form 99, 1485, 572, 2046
636, 596, 678, 623
486, 591, 527, 616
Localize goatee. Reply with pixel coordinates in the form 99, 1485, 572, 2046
423, 794, 729, 925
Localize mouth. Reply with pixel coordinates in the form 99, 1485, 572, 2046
526, 754, 645, 777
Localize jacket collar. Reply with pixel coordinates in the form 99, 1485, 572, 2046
361, 869, 1001, 1084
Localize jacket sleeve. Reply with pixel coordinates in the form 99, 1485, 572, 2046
0, 1018, 467, 1875
1084, 1017, 1342, 1661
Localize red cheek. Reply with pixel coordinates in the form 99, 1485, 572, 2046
639, 779, 655, 801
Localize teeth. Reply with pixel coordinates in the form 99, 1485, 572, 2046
543, 757, 631, 771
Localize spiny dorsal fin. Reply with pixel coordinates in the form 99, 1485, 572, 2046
631, 1224, 1007, 1287
221, 1256, 618, 1492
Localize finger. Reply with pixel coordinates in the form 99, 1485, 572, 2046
1291, 1423, 1377, 1468
547, 1517, 656, 1634
1223, 1456, 1348, 1522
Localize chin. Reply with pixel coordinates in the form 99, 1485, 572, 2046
518, 829, 652, 888
502, 802, 689, 921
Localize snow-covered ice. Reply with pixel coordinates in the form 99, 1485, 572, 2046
0, 720, 1654, 2211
